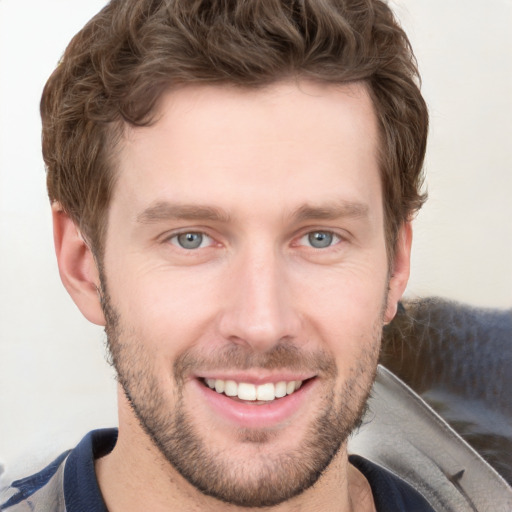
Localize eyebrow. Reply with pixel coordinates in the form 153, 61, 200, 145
136, 202, 232, 224
136, 199, 369, 225
291, 201, 370, 223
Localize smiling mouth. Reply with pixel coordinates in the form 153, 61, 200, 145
202, 378, 308, 402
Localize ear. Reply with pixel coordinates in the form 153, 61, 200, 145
52, 202, 106, 326
383, 222, 412, 324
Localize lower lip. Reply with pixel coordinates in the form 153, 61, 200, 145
192, 378, 315, 429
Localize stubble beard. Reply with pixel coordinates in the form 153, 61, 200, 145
100, 287, 381, 508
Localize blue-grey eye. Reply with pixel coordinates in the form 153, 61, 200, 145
174, 232, 206, 249
307, 231, 334, 248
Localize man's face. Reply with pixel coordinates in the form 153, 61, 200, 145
99, 81, 407, 507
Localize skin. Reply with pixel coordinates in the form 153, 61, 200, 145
53, 80, 411, 512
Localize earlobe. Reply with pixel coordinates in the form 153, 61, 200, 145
52, 203, 106, 326
384, 222, 413, 324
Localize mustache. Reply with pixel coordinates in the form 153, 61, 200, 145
174, 343, 337, 382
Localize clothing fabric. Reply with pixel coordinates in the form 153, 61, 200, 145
0, 428, 434, 512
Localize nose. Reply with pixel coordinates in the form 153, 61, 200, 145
218, 246, 301, 352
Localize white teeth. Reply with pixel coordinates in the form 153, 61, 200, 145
256, 382, 275, 401
275, 381, 287, 398
224, 380, 238, 397
206, 378, 304, 401
238, 383, 257, 400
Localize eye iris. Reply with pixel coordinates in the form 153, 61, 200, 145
308, 231, 333, 248
177, 232, 203, 249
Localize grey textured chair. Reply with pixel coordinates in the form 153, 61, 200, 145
380, 297, 512, 485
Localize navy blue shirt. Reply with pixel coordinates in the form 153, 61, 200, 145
1, 429, 434, 511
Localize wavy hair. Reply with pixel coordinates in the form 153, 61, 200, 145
42, 0, 428, 258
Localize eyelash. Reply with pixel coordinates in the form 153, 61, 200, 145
164, 229, 344, 251
167, 231, 215, 250
297, 230, 342, 250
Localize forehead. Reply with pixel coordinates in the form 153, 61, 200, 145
113, 80, 381, 224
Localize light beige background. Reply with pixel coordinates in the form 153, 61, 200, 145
1, 0, 511, 471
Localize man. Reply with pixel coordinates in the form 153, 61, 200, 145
1, 0, 432, 510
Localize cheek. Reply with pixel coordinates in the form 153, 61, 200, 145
296, 261, 388, 314
294, 269, 387, 352
109, 264, 222, 351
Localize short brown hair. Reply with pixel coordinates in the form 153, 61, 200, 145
42, 0, 428, 258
